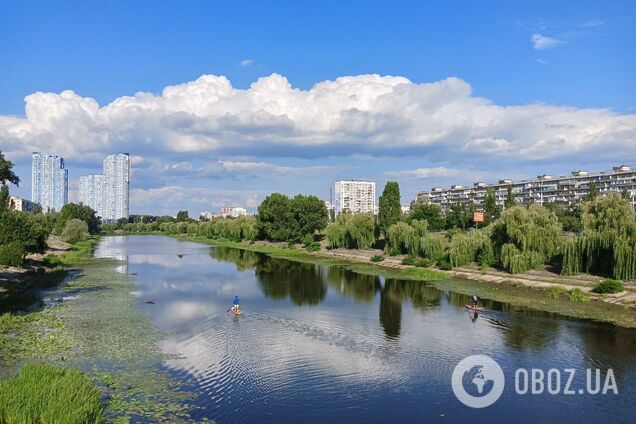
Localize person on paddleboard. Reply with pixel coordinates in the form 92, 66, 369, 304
231, 295, 240, 313
471, 294, 479, 308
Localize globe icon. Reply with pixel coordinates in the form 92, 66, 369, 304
461, 365, 495, 397
451, 355, 505, 408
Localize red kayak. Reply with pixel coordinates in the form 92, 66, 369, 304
464, 304, 486, 312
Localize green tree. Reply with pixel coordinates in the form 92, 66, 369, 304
504, 186, 516, 209
55, 203, 100, 234
0, 151, 20, 186
584, 182, 598, 201
483, 188, 501, 224
622, 188, 631, 201
445, 203, 474, 230
325, 213, 375, 249
408, 203, 445, 230
61, 218, 89, 243
257, 193, 294, 241
0, 185, 9, 211
290, 194, 328, 240
378, 181, 401, 236
176, 210, 189, 222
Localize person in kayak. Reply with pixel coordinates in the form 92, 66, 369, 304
231, 295, 240, 313
471, 294, 479, 308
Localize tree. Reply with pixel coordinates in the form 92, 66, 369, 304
408, 204, 445, 231
61, 218, 89, 243
504, 186, 516, 209
584, 182, 598, 201
483, 188, 501, 225
446, 203, 474, 230
176, 210, 189, 222
257, 193, 294, 241
0, 151, 20, 186
55, 203, 100, 234
290, 194, 328, 240
325, 213, 375, 249
622, 188, 631, 201
378, 181, 401, 236
0, 185, 9, 211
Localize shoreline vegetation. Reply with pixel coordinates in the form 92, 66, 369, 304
0, 236, 203, 423
161, 233, 636, 328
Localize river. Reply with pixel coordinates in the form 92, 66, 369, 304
94, 235, 636, 423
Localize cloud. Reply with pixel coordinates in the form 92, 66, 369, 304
1, 73, 635, 169
131, 186, 263, 215
582, 19, 604, 28
240, 59, 254, 67
386, 167, 462, 179
536, 58, 549, 65
531, 33, 562, 50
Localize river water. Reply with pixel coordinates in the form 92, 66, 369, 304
94, 235, 636, 423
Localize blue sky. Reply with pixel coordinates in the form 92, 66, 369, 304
1, 0, 635, 215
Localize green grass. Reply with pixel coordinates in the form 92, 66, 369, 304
544, 286, 566, 300
568, 288, 590, 303
0, 364, 103, 423
370, 255, 385, 262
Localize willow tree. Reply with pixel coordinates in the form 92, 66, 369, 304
325, 213, 375, 249
490, 204, 561, 274
561, 194, 636, 280
449, 229, 492, 267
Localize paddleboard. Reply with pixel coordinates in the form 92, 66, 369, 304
464, 304, 486, 312
231, 308, 242, 316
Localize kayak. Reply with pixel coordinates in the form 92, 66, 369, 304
464, 304, 486, 312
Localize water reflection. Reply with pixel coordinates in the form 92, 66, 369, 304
92, 236, 636, 424
255, 256, 327, 305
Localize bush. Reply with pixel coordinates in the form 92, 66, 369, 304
370, 255, 385, 262
402, 256, 417, 266
305, 242, 321, 252
61, 219, 89, 243
437, 255, 453, 271
0, 364, 104, 423
0, 242, 25, 267
545, 286, 565, 300
568, 288, 590, 303
593, 279, 624, 294
302, 234, 314, 247
415, 258, 434, 268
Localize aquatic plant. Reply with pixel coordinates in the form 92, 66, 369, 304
0, 364, 104, 423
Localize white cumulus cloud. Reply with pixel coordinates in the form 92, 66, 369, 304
1, 73, 635, 168
531, 33, 562, 50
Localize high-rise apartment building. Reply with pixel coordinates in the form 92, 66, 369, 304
334, 180, 376, 214
102, 153, 130, 222
31, 152, 68, 212
79, 174, 104, 216
414, 165, 636, 212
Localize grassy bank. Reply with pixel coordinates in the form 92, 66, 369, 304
0, 237, 201, 422
170, 233, 636, 328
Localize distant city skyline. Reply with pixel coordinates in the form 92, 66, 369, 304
79, 154, 130, 221
3, 1, 635, 216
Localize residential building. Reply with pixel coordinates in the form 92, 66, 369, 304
31, 152, 68, 212
9, 196, 37, 212
414, 165, 636, 212
401, 204, 411, 214
334, 180, 376, 214
79, 174, 104, 216
220, 207, 247, 218
200, 211, 217, 221
102, 153, 130, 222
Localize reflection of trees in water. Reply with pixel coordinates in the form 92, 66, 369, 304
326, 268, 381, 302
380, 280, 402, 340
210, 247, 260, 272
256, 256, 327, 305
379, 279, 444, 340
578, 325, 636, 381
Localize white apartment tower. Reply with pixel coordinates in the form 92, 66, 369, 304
102, 153, 130, 221
31, 152, 68, 212
334, 180, 376, 214
79, 174, 104, 216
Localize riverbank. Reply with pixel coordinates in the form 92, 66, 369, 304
169, 233, 636, 328
0, 237, 203, 422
